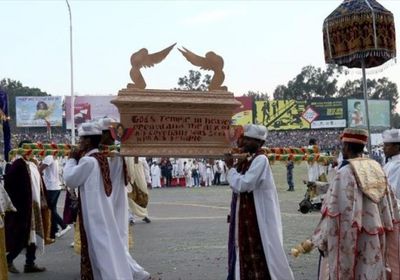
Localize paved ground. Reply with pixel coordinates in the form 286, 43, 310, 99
10, 162, 322, 280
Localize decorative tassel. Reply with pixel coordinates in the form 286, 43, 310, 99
291, 239, 314, 258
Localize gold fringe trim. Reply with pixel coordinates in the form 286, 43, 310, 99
0, 227, 8, 280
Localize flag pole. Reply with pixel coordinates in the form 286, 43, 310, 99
66, 0, 75, 145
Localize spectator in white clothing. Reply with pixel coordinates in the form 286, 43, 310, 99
150, 162, 161, 188
39, 155, 71, 239
205, 163, 214, 187
184, 161, 192, 188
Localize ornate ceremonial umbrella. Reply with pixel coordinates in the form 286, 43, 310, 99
323, 0, 396, 151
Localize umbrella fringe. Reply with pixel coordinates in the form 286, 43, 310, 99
326, 50, 396, 67
333, 57, 397, 75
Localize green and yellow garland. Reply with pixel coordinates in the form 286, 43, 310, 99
9, 143, 335, 164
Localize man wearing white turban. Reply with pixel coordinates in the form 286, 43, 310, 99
225, 124, 294, 280
64, 122, 150, 280
382, 128, 400, 207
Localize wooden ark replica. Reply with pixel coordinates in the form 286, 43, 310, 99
111, 44, 240, 157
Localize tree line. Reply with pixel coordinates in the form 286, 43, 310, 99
1, 64, 399, 130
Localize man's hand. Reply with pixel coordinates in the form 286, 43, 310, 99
69, 148, 82, 161
224, 153, 234, 169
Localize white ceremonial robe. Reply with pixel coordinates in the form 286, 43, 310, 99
205, 165, 214, 186
198, 162, 206, 184
184, 164, 192, 187
176, 159, 184, 177
139, 158, 151, 185
108, 157, 129, 247
150, 164, 161, 188
27, 160, 45, 253
126, 158, 150, 219
227, 155, 294, 280
307, 145, 321, 182
384, 154, 400, 207
219, 161, 228, 183
307, 162, 320, 182
312, 161, 400, 280
64, 149, 148, 280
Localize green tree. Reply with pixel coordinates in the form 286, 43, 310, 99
273, 64, 346, 100
243, 90, 269, 101
0, 78, 49, 129
392, 113, 400, 128
338, 77, 399, 113
175, 70, 211, 91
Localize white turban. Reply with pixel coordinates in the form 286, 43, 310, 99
78, 122, 102, 136
382, 129, 400, 143
243, 124, 268, 141
98, 117, 116, 131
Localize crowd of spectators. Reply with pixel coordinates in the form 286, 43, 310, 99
6, 129, 342, 153
11, 132, 72, 148
2, 127, 386, 158
266, 129, 343, 152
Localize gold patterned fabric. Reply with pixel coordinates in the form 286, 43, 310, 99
349, 158, 387, 203
129, 182, 149, 208
323, 0, 396, 68
128, 224, 134, 250
32, 201, 44, 239
78, 196, 94, 280
74, 219, 81, 255
0, 227, 7, 280
89, 153, 112, 197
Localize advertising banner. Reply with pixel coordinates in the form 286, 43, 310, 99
16, 96, 62, 127
347, 99, 390, 128
256, 99, 347, 130
65, 96, 120, 129
231, 96, 253, 125
307, 99, 347, 129
255, 100, 309, 130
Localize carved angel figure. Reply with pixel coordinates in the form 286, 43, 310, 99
178, 47, 227, 91
128, 43, 176, 89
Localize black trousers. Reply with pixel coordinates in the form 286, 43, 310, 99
7, 243, 36, 266
47, 189, 67, 238
213, 172, 221, 185
166, 174, 172, 187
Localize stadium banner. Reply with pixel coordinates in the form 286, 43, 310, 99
347, 99, 390, 128
231, 96, 253, 125
16, 96, 63, 127
311, 119, 346, 129
255, 100, 310, 130
308, 99, 347, 129
65, 96, 120, 129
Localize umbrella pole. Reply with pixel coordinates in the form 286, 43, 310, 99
361, 59, 372, 154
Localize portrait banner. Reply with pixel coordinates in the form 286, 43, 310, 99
16, 96, 62, 127
65, 96, 120, 129
347, 99, 390, 128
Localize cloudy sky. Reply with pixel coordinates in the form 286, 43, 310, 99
0, 0, 399, 108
